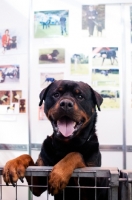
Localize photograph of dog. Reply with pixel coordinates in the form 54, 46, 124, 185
0, 29, 17, 54
92, 47, 118, 66
12, 90, 22, 103
92, 68, 119, 87
99, 90, 120, 108
0, 91, 10, 105
40, 72, 64, 88
39, 48, 65, 64
3, 80, 109, 200
7, 103, 15, 112
34, 10, 69, 38
70, 53, 89, 75
0, 65, 19, 83
82, 5, 105, 37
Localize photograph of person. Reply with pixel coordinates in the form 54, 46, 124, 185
99, 90, 120, 109
40, 72, 64, 88
1, 29, 17, 54
0, 65, 19, 83
34, 10, 69, 38
92, 47, 118, 67
70, 53, 89, 75
82, 5, 105, 37
39, 48, 65, 64
92, 68, 119, 88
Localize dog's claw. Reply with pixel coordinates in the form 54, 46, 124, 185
6, 182, 9, 186
20, 178, 24, 183
12, 182, 16, 187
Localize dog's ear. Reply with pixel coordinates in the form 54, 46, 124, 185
39, 83, 54, 106
91, 88, 103, 111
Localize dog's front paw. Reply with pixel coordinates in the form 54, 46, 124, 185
3, 154, 34, 186
48, 165, 72, 195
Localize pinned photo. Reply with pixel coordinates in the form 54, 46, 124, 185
39, 48, 65, 64
70, 53, 89, 75
0, 65, 19, 83
99, 90, 120, 109
82, 5, 105, 37
12, 90, 22, 103
19, 99, 26, 113
92, 69, 119, 87
92, 47, 118, 67
0, 103, 19, 114
38, 104, 47, 120
40, 72, 64, 88
0, 29, 17, 54
34, 10, 69, 38
0, 91, 10, 105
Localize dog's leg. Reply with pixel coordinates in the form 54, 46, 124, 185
48, 152, 85, 195
110, 57, 114, 65
3, 154, 47, 197
102, 57, 105, 66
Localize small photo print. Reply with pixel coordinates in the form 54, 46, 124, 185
0, 29, 17, 55
19, 99, 26, 113
12, 90, 22, 103
82, 5, 105, 37
70, 53, 89, 75
0, 65, 19, 83
38, 104, 47, 120
34, 10, 69, 38
92, 69, 119, 87
99, 90, 120, 109
0, 103, 19, 114
39, 48, 65, 64
92, 47, 118, 67
40, 72, 64, 88
0, 90, 10, 105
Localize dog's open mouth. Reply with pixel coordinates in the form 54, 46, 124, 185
53, 116, 84, 138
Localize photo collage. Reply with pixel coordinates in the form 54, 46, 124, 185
0, 0, 28, 120
35, 4, 123, 120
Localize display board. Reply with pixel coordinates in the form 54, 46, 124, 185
0, 0, 132, 170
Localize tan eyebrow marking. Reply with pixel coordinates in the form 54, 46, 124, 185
75, 89, 81, 94
58, 87, 63, 91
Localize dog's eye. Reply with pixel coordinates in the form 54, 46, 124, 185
77, 94, 84, 100
53, 92, 60, 98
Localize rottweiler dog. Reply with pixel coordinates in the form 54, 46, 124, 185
3, 80, 108, 200
39, 49, 59, 62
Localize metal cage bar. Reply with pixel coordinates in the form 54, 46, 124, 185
0, 166, 120, 200
120, 170, 132, 200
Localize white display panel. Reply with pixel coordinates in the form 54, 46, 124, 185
0, 0, 29, 144
101, 151, 123, 169
0, 0, 131, 173
30, 0, 124, 147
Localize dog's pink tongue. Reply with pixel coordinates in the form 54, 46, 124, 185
57, 118, 75, 137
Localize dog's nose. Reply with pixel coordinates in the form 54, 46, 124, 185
60, 99, 74, 111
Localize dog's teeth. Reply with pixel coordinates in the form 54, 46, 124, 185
73, 122, 76, 128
